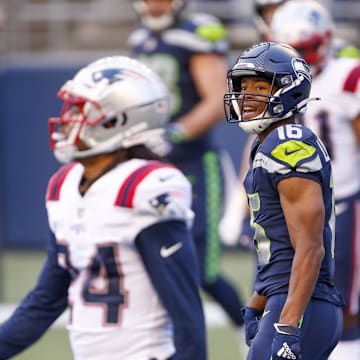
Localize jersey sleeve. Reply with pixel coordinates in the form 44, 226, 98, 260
341, 60, 360, 119
132, 166, 195, 229
0, 232, 70, 359
135, 220, 207, 360
258, 125, 326, 186
173, 13, 229, 55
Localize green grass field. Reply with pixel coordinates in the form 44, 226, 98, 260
1, 249, 255, 360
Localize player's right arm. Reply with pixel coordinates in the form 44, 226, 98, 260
135, 220, 207, 360
129, 166, 206, 359
0, 231, 70, 359
277, 175, 325, 327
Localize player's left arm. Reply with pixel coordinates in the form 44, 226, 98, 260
135, 220, 207, 360
177, 52, 228, 139
277, 176, 325, 327
0, 231, 70, 359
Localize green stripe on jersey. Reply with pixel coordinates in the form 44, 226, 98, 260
203, 151, 222, 282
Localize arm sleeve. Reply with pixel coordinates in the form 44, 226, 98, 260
0, 232, 70, 359
135, 220, 207, 360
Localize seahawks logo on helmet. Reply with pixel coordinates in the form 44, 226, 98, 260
292, 58, 312, 82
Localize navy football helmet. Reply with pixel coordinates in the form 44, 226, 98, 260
224, 42, 313, 134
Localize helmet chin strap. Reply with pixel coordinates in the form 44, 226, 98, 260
237, 96, 320, 135
238, 111, 293, 134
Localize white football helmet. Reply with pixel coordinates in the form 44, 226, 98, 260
269, 0, 334, 74
49, 56, 170, 163
253, 0, 288, 37
133, 0, 185, 32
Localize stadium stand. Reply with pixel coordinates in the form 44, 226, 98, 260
0, 0, 358, 54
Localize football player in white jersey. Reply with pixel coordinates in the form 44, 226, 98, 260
269, 1, 360, 358
0, 56, 207, 360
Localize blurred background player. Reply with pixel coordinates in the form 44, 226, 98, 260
224, 41, 343, 360
269, 1, 360, 358
128, 0, 246, 342
253, 0, 360, 57
253, 0, 288, 40
221, 0, 360, 246
218, 0, 290, 247
0, 56, 207, 360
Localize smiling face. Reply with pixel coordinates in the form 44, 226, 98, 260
236, 76, 275, 121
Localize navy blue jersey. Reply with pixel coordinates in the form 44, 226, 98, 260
128, 12, 228, 151
244, 124, 341, 304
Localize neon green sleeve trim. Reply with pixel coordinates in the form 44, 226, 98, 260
196, 23, 227, 42
337, 45, 360, 59
271, 140, 316, 167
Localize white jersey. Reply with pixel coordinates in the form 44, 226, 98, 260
302, 57, 360, 200
45, 159, 194, 360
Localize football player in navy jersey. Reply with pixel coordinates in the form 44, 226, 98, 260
224, 42, 344, 359
269, 2, 360, 358
128, 0, 245, 338
0, 56, 206, 360
253, 0, 288, 40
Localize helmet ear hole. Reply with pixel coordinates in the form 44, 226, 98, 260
120, 113, 127, 126
102, 117, 118, 129
292, 92, 302, 100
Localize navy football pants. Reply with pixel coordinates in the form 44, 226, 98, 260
246, 294, 343, 360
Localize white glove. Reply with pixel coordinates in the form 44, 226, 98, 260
219, 184, 248, 246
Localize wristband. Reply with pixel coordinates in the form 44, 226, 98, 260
167, 123, 188, 143
274, 323, 300, 336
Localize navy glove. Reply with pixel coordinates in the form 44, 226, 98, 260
272, 323, 301, 359
166, 123, 188, 144
243, 307, 263, 347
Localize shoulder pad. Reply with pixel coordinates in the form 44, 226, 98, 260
133, 165, 193, 225
46, 163, 77, 201
185, 13, 228, 42
257, 126, 324, 174
271, 140, 316, 168
127, 28, 149, 48
113, 161, 193, 222
114, 161, 174, 208
343, 62, 360, 94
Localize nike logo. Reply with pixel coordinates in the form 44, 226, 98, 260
284, 148, 301, 156
262, 310, 271, 318
160, 242, 183, 258
159, 174, 175, 182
